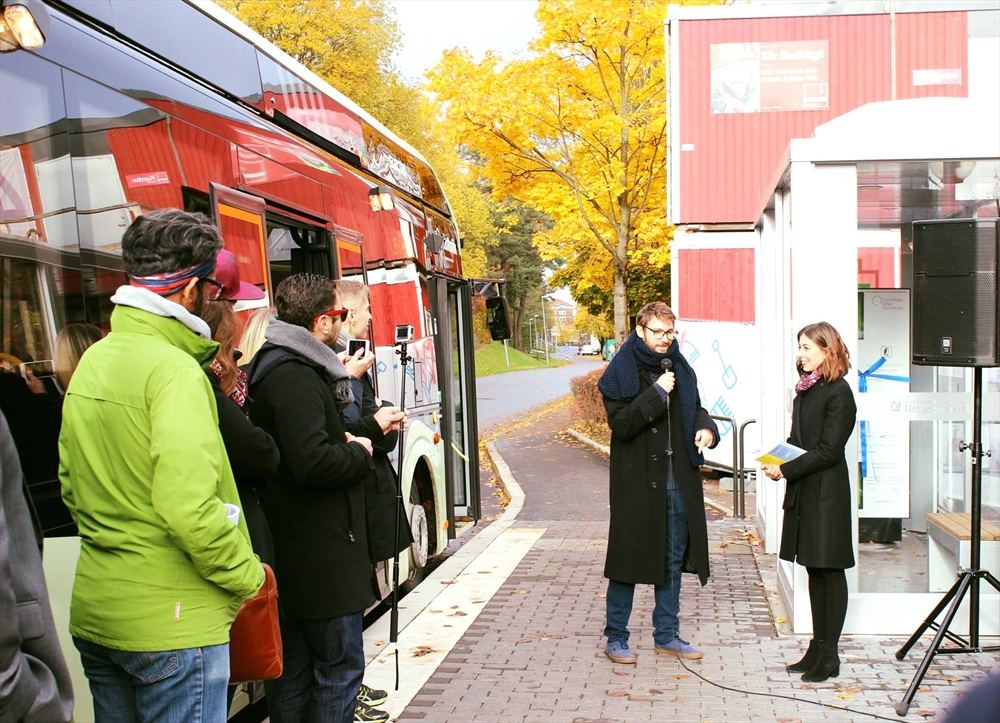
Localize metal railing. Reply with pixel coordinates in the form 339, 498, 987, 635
705, 415, 756, 519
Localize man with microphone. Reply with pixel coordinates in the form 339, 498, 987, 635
597, 302, 719, 665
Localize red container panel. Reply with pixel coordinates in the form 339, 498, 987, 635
676, 248, 755, 323
677, 12, 969, 225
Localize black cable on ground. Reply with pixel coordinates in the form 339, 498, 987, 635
673, 651, 920, 722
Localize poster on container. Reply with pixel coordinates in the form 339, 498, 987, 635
711, 40, 829, 114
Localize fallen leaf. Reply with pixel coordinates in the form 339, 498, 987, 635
777, 718, 804, 723
440, 579, 457, 585
649, 689, 664, 695
774, 617, 788, 624
607, 691, 628, 698
412, 646, 435, 657
916, 711, 935, 718
835, 693, 856, 700
613, 671, 629, 677
519, 638, 533, 644
674, 674, 691, 679
450, 611, 468, 617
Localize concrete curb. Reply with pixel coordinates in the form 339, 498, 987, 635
565, 427, 734, 518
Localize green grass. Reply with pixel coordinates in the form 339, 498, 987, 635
474, 341, 570, 376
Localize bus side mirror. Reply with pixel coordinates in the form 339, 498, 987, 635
485, 296, 512, 341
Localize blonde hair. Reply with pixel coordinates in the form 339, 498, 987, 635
796, 321, 851, 382
333, 279, 368, 312
239, 306, 273, 364
55, 323, 104, 389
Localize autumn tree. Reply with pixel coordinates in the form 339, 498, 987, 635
488, 202, 550, 351
429, 0, 669, 343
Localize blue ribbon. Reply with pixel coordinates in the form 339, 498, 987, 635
858, 356, 911, 477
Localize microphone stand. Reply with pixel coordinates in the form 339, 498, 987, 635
390, 339, 411, 691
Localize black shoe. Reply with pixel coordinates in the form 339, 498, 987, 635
358, 683, 388, 707
786, 639, 823, 673
355, 702, 390, 723
801, 646, 840, 683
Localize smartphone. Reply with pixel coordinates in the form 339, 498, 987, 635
348, 339, 370, 357
20, 359, 55, 379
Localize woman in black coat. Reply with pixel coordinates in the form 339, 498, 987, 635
763, 321, 857, 683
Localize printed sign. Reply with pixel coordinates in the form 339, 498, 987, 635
126, 171, 170, 188
711, 40, 829, 114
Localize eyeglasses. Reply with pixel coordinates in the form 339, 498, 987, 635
200, 277, 226, 301
642, 325, 676, 341
313, 308, 349, 323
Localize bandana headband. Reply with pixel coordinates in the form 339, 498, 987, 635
129, 258, 217, 297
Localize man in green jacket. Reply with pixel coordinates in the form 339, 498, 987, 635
59, 209, 264, 723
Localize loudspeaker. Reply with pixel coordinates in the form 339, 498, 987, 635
912, 218, 999, 367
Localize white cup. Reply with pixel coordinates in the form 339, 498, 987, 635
224, 503, 240, 526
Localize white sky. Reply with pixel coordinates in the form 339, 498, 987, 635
390, 0, 539, 83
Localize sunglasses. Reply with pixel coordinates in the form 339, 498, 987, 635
200, 277, 226, 302
313, 308, 349, 323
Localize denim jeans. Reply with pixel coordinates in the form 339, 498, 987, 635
268, 610, 364, 723
605, 485, 689, 646
73, 637, 229, 723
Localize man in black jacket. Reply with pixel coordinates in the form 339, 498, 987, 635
246, 274, 376, 723
597, 302, 719, 665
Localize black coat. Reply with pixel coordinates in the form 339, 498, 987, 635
246, 343, 377, 619
779, 376, 857, 569
603, 372, 719, 586
342, 373, 412, 563
206, 372, 279, 566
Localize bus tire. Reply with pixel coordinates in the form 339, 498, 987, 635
409, 503, 429, 569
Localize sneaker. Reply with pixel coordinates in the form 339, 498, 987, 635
355, 702, 390, 723
605, 639, 637, 664
655, 637, 703, 660
358, 683, 388, 707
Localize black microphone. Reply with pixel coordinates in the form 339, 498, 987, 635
660, 359, 673, 455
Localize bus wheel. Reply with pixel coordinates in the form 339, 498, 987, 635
409, 504, 429, 569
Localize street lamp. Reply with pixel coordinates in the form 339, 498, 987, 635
540, 294, 554, 365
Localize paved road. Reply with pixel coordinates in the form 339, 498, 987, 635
475, 347, 605, 431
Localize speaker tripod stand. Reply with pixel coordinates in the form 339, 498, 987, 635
894, 367, 1000, 716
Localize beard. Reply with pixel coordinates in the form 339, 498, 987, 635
190, 283, 208, 319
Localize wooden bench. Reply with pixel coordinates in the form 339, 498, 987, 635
926, 512, 1000, 592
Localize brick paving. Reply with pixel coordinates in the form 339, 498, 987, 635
394, 402, 999, 723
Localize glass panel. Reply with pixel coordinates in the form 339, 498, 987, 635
855, 159, 1000, 594
448, 289, 467, 508
0, 52, 77, 248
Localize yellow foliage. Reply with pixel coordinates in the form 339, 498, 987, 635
428, 0, 670, 341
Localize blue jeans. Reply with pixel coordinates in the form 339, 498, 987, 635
73, 637, 229, 723
268, 610, 364, 723
605, 486, 689, 646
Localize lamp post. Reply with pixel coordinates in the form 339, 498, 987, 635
540, 295, 552, 365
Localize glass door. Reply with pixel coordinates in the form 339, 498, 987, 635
432, 275, 481, 535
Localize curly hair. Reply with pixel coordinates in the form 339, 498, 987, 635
121, 208, 223, 277
274, 273, 337, 330
796, 321, 851, 381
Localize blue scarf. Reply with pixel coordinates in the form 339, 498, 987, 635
598, 331, 704, 466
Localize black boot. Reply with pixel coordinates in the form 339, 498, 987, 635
801, 645, 840, 683
786, 639, 823, 673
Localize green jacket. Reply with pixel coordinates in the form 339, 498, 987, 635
59, 303, 264, 652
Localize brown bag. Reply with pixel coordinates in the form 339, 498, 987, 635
229, 563, 283, 684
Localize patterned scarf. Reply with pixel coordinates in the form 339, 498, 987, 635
795, 368, 823, 393
210, 358, 249, 412
598, 330, 704, 466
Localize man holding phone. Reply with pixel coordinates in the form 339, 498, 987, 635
332, 280, 408, 723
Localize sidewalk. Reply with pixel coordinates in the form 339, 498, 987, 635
367, 401, 999, 723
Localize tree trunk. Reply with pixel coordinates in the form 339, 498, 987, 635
613, 264, 628, 345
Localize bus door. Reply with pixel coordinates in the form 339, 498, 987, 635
209, 183, 270, 306
431, 274, 480, 536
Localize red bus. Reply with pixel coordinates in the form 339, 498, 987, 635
0, 0, 505, 717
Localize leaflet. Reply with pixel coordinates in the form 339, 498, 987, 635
754, 442, 806, 466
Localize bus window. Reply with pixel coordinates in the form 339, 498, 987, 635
209, 184, 269, 300
265, 213, 331, 289
335, 225, 366, 283
0, 247, 102, 537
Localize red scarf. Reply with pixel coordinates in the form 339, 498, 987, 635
795, 368, 823, 393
